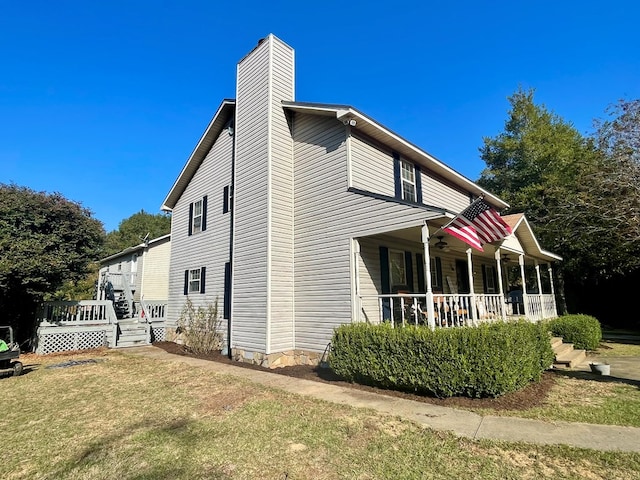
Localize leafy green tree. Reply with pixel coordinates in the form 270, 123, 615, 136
478, 90, 640, 324
105, 210, 171, 255
0, 184, 105, 342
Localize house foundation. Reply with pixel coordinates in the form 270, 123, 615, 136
231, 348, 323, 369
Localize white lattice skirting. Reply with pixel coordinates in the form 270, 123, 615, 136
151, 326, 166, 342
36, 329, 111, 355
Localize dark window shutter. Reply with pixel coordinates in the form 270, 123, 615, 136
379, 246, 390, 294
223, 262, 231, 319
416, 253, 425, 293
183, 270, 189, 295
188, 203, 193, 236
223, 186, 229, 214
201, 196, 208, 231
404, 251, 414, 292
481, 265, 487, 292
414, 164, 423, 203
435, 257, 443, 288
393, 152, 401, 199
200, 266, 206, 294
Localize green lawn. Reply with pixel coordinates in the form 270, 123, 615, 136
2, 350, 639, 479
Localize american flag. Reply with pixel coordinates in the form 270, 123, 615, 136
442, 198, 512, 251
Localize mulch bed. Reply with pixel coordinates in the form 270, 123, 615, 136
153, 341, 556, 411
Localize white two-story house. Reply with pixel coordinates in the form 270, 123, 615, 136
161, 34, 561, 368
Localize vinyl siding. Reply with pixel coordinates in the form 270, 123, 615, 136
167, 126, 233, 344
268, 38, 295, 352
140, 237, 170, 300
350, 134, 395, 196
421, 172, 471, 212
293, 114, 443, 352
350, 133, 471, 213
233, 36, 295, 354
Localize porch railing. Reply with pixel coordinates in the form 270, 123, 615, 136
138, 300, 167, 322
38, 300, 118, 326
525, 294, 557, 321
358, 293, 556, 328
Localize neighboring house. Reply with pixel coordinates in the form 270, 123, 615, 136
161, 34, 561, 368
36, 235, 171, 354
97, 234, 171, 318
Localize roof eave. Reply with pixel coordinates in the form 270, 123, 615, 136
283, 101, 509, 210
161, 99, 236, 211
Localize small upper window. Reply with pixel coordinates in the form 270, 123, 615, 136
192, 200, 203, 234
400, 159, 416, 202
188, 269, 201, 294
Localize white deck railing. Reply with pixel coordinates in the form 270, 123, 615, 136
38, 300, 118, 326
138, 300, 167, 322
358, 293, 556, 328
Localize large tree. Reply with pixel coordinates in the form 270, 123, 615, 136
0, 184, 105, 342
104, 210, 171, 255
477, 90, 640, 324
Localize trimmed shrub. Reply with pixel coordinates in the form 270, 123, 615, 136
330, 321, 554, 398
547, 314, 602, 350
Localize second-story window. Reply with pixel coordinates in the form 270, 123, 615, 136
188, 195, 208, 236
393, 153, 422, 203
401, 159, 416, 202
192, 199, 203, 233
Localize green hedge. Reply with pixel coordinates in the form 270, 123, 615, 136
330, 321, 554, 398
548, 314, 602, 350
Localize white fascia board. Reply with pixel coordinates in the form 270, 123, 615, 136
161, 99, 235, 211
283, 102, 509, 210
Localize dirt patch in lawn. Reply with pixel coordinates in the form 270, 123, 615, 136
153, 341, 555, 411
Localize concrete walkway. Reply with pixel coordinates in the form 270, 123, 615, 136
126, 346, 640, 453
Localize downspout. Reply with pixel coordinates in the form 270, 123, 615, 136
227, 120, 236, 359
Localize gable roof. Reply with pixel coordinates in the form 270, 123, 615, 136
162, 99, 235, 211
282, 101, 509, 210
501, 214, 562, 262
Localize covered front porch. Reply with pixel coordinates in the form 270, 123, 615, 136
352, 214, 561, 329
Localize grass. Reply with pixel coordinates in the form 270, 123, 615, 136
593, 340, 640, 357
463, 339, 640, 427
470, 374, 640, 427
2, 350, 639, 479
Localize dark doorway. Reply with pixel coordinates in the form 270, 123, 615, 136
455, 260, 470, 294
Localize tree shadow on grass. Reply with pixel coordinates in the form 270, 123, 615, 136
48, 418, 233, 480
551, 369, 640, 390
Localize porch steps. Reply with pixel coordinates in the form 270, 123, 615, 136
551, 336, 587, 369
115, 319, 149, 348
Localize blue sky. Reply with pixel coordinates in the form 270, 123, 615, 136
2, 1, 638, 232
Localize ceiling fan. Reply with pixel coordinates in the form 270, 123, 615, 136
434, 236, 449, 251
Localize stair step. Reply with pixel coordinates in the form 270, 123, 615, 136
553, 342, 574, 357
115, 339, 149, 348
550, 336, 563, 349
554, 349, 587, 369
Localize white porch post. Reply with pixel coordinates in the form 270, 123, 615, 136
548, 264, 558, 317
534, 261, 543, 295
422, 223, 436, 330
495, 249, 505, 318
519, 254, 529, 319
466, 248, 477, 325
